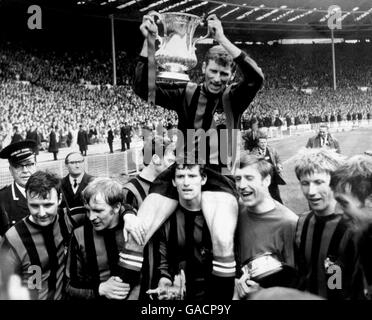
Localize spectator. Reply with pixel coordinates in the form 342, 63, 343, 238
77, 125, 88, 156
107, 125, 114, 153
60, 152, 94, 215
48, 126, 59, 161
11, 126, 23, 144
251, 131, 286, 203
306, 124, 341, 154
242, 117, 259, 152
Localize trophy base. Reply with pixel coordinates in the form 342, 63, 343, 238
157, 71, 190, 82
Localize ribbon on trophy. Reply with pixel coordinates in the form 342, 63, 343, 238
147, 13, 157, 105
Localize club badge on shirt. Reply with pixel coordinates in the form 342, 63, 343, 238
213, 111, 227, 127
324, 256, 341, 273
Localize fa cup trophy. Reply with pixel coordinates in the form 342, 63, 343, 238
149, 12, 209, 81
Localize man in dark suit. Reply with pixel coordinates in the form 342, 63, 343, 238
26, 125, 41, 156
120, 122, 131, 152
77, 125, 88, 156
60, 152, 94, 215
48, 126, 59, 161
306, 124, 341, 154
251, 131, 286, 203
242, 118, 259, 151
11, 126, 23, 144
124, 122, 132, 150
107, 125, 114, 154
0, 140, 37, 236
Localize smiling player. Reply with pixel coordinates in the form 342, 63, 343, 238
294, 148, 366, 299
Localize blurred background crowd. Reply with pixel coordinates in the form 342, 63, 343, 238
1, 41, 372, 151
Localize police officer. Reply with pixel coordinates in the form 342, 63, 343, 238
0, 140, 37, 236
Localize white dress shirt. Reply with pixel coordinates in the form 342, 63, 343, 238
69, 173, 84, 194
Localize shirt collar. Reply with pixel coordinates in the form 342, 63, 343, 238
15, 182, 26, 198
69, 173, 84, 186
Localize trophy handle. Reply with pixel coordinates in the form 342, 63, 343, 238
192, 29, 210, 47
148, 11, 164, 47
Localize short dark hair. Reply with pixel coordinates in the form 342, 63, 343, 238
237, 153, 273, 179
319, 124, 329, 130
25, 171, 61, 199
251, 117, 259, 125
172, 163, 206, 179
330, 155, 372, 203
172, 152, 206, 178
204, 45, 235, 70
65, 152, 83, 165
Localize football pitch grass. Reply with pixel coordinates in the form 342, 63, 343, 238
271, 127, 372, 214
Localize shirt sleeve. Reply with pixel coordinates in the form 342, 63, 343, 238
65, 233, 99, 300
157, 225, 172, 282
229, 51, 264, 115
0, 237, 23, 296
123, 188, 139, 211
134, 56, 188, 112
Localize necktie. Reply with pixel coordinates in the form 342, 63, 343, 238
73, 179, 78, 189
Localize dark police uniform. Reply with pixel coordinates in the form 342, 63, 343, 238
0, 183, 29, 236
0, 140, 37, 236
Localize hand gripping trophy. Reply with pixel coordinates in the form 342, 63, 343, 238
144, 11, 209, 81
146, 270, 186, 300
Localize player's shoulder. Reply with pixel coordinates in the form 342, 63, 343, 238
0, 184, 11, 191
3, 217, 28, 242
72, 223, 86, 243
274, 201, 299, 222
0, 184, 12, 197
123, 176, 138, 189
298, 210, 313, 219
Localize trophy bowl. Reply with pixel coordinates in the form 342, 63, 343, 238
242, 252, 297, 288
150, 12, 208, 81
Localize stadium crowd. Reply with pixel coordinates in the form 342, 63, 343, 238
1, 42, 372, 151
0, 43, 178, 151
